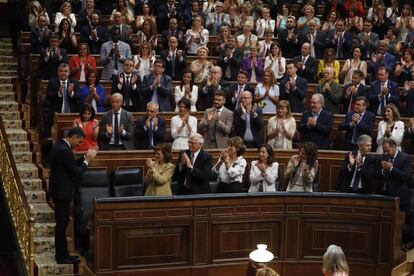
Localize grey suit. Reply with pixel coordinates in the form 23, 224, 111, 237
98, 109, 135, 150
356, 32, 379, 59
198, 107, 233, 149
100, 40, 131, 80
205, 12, 230, 35
107, 24, 132, 44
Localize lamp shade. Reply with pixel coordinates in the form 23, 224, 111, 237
249, 244, 274, 263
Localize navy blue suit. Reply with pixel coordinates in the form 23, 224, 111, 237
141, 74, 173, 112
279, 76, 308, 113
299, 109, 333, 149
111, 73, 142, 112
233, 108, 264, 148
80, 24, 108, 54
134, 115, 166, 149
160, 49, 187, 81
368, 52, 395, 76
340, 83, 370, 114
368, 80, 400, 115
293, 55, 317, 83
224, 83, 255, 111
338, 111, 375, 150
300, 30, 327, 59
328, 30, 353, 60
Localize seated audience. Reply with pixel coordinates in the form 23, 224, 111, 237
237, 20, 258, 57
322, 245, 349, 276
341, 70, 370, 113
205, 1, 230, 36
401, 71, 414, 117
217, 36, 243, 82
264, 42, 286, 81
133, 42, 156, 82
339, 96, 375, 150
110, 0, 134, 25
30, 15, 51, 54
112, 58, 141, 112
234, 91, 264, 148
328, 19, 353, 60
285, 142, 318, 192
161, 37, 187, 81
185, 15, 209, 55
80, 70, 106, 113
248, 144, 279, 193
299, 94, 333, 150
174, 133, 213, 195
98, 93, 134, 150
79, 13, 108, 55
340, 46, 367, 85
107, 12, 132, 44
254, 68, 279, 114
174, 70, 198, 112
199, 91, 233, 149
314, 68, 342, 114
368, 40, 395, 77
39, 33, 68, 80
27, 0, 50, 31
212, 136, 247, 193
242, 46, 264, 82
72, 103, 99, 152
267, 100, 296, 150
256, 7, 275, 38
356, 20, 379, 60
368, 66, 399, 115
278, 16, 301, 59
394, 49, 414, 86
301, 19, 326, 60
136, 19, 158, 52
339, 135, 375, 194
317, 48, 340, 84
293, 43, 317, 83
376, 103, 404, 153
144, 144, 175, 196
54, 2, 76, 32
199, 66, 223, 111
134, 102, 166, 150
190, 46, 212, 84
225, 70, 255, 111
279, 62, 308, 113
141, 59, 173, 112
69, 43, 96, 82
171, 98, 197, 150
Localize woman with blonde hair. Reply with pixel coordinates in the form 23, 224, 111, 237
376, 103, 404, 154
133, 42, 155, 81
322, 244, 349, 276
137, 19, 158, 52
215, 25, 231, 55
185, 15, 209, 55
256, 267, 279, 276
54, 2, 76, 32
254, 68, 279, 113
27, 1, 50, 30
267, 100, 296, 150
190, 46, 212, 83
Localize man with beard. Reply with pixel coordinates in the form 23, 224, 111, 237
80, 13, 108, 54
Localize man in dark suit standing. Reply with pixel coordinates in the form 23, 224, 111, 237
339, 96, 375, 150
368, 66, 400, 115
141, 59, 173, 112
217, 36, 243, 81
279, 62, 308, 113
299, 93, 333, 150
160, 37, 187, 81
341, 70, 370, 113
339, 134, 375, 194
134, 102, 165, 149
293, 43, 317, 83
356, 20, 379, 60
300, 19, 326, 59
98, 93, 135, 150
160, 17, 185, 51
30, 15, 51, 54
328, 19, 353, 60
39, 33, 68, 80
49, 127, 97, 264
174, 133, 212, 195
278, 16, 301, 59
79, 13, 108, 54
225, 70, 255, 111
368, 40, 395, 77
107, 12, 132, 44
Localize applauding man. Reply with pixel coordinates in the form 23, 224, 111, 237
112, 58, 141, 111
134, 102, 165, 149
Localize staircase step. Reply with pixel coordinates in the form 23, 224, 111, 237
25, 190, 46, 203
21, 178, 43, 191
6, 128, 27, 141
0, 92, 15, 101
13, 151, 32, 163
0, 49, 13, 55
0, 101, 18, 111
0, 84, 14, 92
0, 55, 17, 63
0, 110, 19, 120
3, 119, 21, 128
0, 76, 15, 84
34, 237, 55, 254
35, 254, 76, 275
16, 163, 38, 178
34, 222, 55, 237
31, 203, 54, 222
9, 141, 30, 152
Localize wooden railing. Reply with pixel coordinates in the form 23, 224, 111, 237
0, 116, 34, 275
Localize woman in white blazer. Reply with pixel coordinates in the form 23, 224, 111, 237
376, 103, 405, 153
248, 144, 279, 192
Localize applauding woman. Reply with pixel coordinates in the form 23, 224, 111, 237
248, 144, 279, 192
171, 98, 198, 150
254, 68, 279, 113
72, 103, 99, 152
285, 142, 318, 192
267, 100, 296, 149
190, 46, 212, 83
144, 144, 175, 196
264, 42, 285, 81
242, 46, 264, 82
376, 103, 404, 153
185, 15, 209, 55
69, 43, 96, 81
175, 70, 198, 112
213, 136, 247, 193
79, 70, 106, 112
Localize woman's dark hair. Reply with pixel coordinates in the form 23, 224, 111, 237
228, 136, 246, 156
324, 48, 336, 61
86, 69, 100, 86
299, 142, 318, 167
177, 97, 191, 110
279, 3, 290, 15
58, 18, 71, 37
79, 103, 96, 121
140, 2, 154, 15
258, 144, 274, 165
180, 69, 194, 90
117, 0, 127, 10
153, 143, 172, 162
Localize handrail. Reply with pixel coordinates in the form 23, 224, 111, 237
0, 115, 34, 276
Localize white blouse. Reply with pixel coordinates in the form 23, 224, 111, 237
248, 160, 279, 192
256, 18, 275, 38
185, 29, 209, 55
54, 12, 76, 32
254, 83, 279, 114
376, 120, 405, 153
175, 85, 198, 112
171, 115, 198, 150
213, 156, 247, 184
264, 56, 286, 80
133, 55, 156, 81
267, 116, 296, 150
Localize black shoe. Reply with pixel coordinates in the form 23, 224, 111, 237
56, 256, 78, 264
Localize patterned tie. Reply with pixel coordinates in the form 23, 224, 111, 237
171, 52, 176, 78
351, 157, 362, 191
378, 83, 386, 115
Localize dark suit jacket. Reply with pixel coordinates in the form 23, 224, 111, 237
160, 49, 187, 81
157, 4, 182, 33
217, 47, 243, 81
338, 111, 376, 150
404, 31, 414, 49
299, 30, 326, 59
107, 24, 131, 44
279, 76, 308, 113
141, 74, 173, 112
278, 28, 301, 58
328, 30, 353, 59
224, 83, 255, 111
39, 47, 68, 80
339, 151, 376, 194
368, 80, 400, 114
80, 24, 108, 54
233, 108, 264, 147
174, 150, 212, 194
340, 84, 370, 113
30, 27, 51, 54
76, 8, 102, 30
379, 151, 412, 211
46, 78, 81, 113
111, 72, 142, 111
368, 52, 395, 76
98, 109, 135, 150
299, 109, 333, 149
134, 116, 166, 149
402, 88, 414, 117
356, 32, 379, 59
293, 55, 317, 83
49, 139, 88, 201
160, 28, 185, 50
198, 80, 225, 111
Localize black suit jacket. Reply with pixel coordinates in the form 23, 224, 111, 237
134, 116, 166, 149
175, 150, 212, 194
161, 28, 185, 50
111, 72, 142, 111
160, 49, 187, 81
46, 78, 81, 113
340, 84, 370, 114
49, 139, 88, 201
279, 76, 308, 113
338, 111, 375, 150
368, 80, 400, 114
339, 151, 376, 194
278, 28, 301, 58
299, 30, 326, 59
224, 83, 255, 111
299, 109, 333, 149
76, 8, 102, 30
293, 55, 317, 83
233, 108, 264, 147
217, 47, 243, 81
30, 27, 51, 54
39, 47, 68, 80
80, 24, 108, 54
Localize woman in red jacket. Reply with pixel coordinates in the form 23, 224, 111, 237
69, 43, 96, 82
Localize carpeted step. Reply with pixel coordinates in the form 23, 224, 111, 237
0, 76, 15, 84
21, 178, 43, 191
9, 141, 30, 152
13, 150, 32, 163
0, 101, 18, 111
31, 203, 54, 222
0, 55, 17, 63
0, 84, 14, 92
34, 222, 55, 237
0, 48, 13, 55
34, 237, 55, 254
0, 92, 15, 101
35, 254, 77, 276
25, 190, 46, 203
5, 128, 27, 141
0, 110, 20, 120
16, 163, 38, 178
2, 119, 21, 129
0, 62, 18, 70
